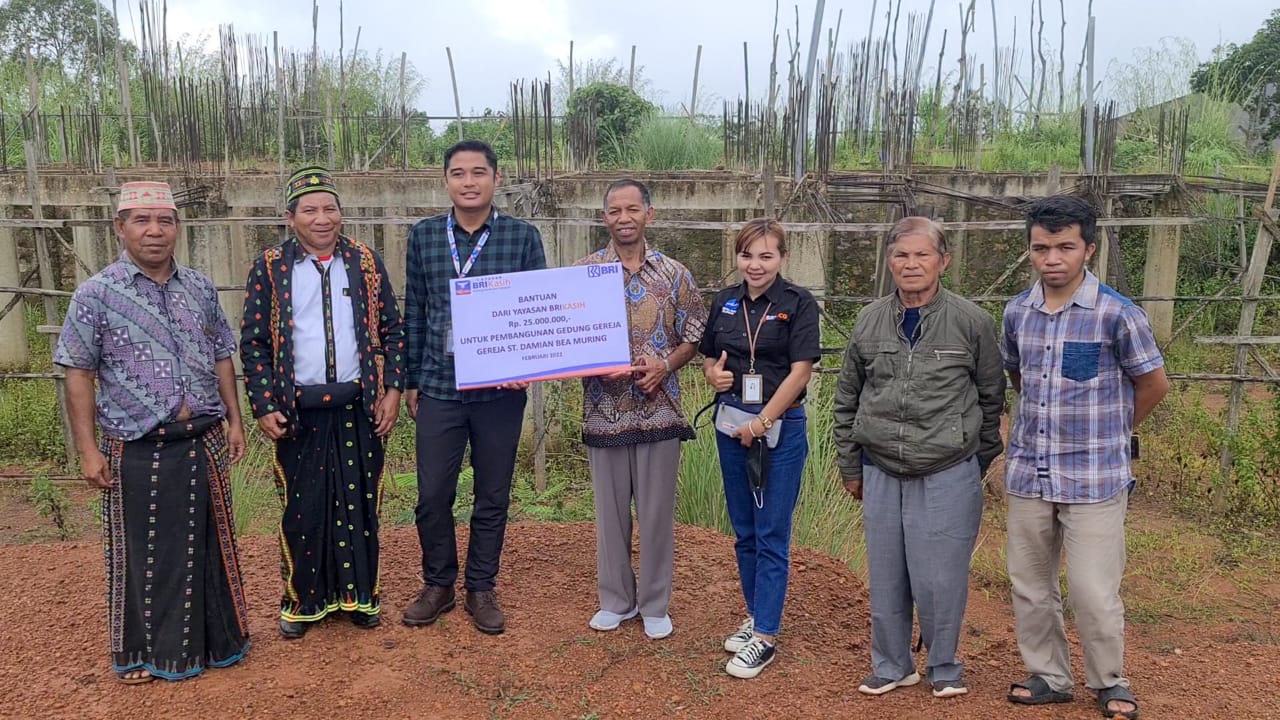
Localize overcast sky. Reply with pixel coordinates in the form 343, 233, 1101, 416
149, 0, 1273, 116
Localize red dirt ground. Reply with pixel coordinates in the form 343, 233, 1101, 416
3, 521, 1280, 720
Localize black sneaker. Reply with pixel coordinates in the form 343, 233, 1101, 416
857, 671, 921, 695
725, 637, 776, 679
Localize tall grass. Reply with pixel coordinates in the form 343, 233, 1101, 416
229, 435, 279, 536
614, 117, 722, 171
676, 374, 866, 571
0, 379, 64, 462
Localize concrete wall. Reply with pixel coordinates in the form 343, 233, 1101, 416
0, 169, 1181, 368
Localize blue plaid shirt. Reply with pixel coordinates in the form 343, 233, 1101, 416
1001, 271, 1164, 503
404, 209, 547, 402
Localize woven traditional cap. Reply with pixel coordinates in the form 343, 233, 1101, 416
286, 165, 339, 205
118, 181, 176, 211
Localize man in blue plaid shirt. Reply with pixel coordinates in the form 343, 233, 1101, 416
401, 140, 547, 635
1001, 195, 1169, 720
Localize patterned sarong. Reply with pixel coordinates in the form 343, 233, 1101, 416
102, 415, 250, 680
273, 383, 384, 621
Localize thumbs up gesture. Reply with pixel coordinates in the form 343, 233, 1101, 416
705, 350, 734, 392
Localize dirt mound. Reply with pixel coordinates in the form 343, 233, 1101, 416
2, 522, 1277, 719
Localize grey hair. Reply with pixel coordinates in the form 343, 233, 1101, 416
886, 216, 948, 256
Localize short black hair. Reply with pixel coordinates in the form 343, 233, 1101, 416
1025, 195, 1097, 246
444, 140, 498, 173
603, 178, 652, 209
285, 192, 342, 215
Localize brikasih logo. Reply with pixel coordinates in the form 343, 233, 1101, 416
455, 277, 512, 295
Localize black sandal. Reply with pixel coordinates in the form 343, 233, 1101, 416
1007, 675, 1073, 705
1097, 685, 1139, 719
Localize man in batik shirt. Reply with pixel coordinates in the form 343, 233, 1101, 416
240, 166, 406, 638
576, 179, 708, 641
56, 181, 250, 683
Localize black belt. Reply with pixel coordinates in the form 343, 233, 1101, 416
296, 382, 362, 409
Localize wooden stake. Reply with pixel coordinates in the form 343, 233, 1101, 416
1083, 15, 1096, 173
399, 52, 408, 170
689, 44, 703, 122
1219, 146, 1280, 497
446, 47, 463, 141
24, 140, 76, 469
275, 32, 285, 178
629, 45, 637, 91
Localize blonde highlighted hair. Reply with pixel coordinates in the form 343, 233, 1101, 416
733, 217, 787, 255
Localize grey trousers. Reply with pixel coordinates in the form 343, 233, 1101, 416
862, 456, 983, 683
1006, 490, 1129, 693
588, 439, 681, 619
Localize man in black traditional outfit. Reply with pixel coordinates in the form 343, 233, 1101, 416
241, 166, 406, 638
57, 180, 251, 683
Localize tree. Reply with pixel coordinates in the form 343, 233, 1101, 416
1191, 9, 1280, 146
0, 0, 122, 77
554, 56, 654, 114
566, 82, 654, 165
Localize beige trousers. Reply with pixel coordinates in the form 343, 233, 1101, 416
1006, 490, 1130, 693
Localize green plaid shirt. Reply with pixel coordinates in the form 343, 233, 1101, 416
405, 209, 547, 402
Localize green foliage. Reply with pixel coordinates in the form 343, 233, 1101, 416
0, 0, 122, 76
1142, 380, 1280, 527
0, 379, 64, 463
228, 436, 279, 537
554, 57, 654, 114
566, 82, 653, 165
1192, 9, 1280, 143
420, 111, 516, 169
980, 114, 1081, 172
616, 117, 721, 171
28, 474, 73, 540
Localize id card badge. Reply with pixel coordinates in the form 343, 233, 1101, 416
742, 374, 764, 404
444, 323, 454, 356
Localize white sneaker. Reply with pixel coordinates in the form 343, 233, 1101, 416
723, 617, 754, 653
643, 614, 673, 639
726, 637, 776, 679
589, 607, 638, 631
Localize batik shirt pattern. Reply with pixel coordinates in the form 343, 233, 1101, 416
575, 245, 708, 447
54, 256, 235, 441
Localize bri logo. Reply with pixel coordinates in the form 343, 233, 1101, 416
588, 264, 620, 278
721, 298, 740, 315
454, 280, 471, 295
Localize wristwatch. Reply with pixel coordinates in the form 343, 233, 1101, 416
757, 414, 773, 430
661, 357, 672, 373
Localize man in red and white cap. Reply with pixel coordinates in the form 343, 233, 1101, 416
55, 181, 250, 683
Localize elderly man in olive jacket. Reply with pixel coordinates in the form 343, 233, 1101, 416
834, 217, 1005, 700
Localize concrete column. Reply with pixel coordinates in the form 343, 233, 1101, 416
381, 205, 407, 297
186, 209, 239, 355
946, 204, 967, 291
226, 209, 252, 373
721, 209, 747, 284
549, 219, 591, 268
71, 207, 110, 284
1141, 197, 1181, 344
174, 210, 192, 268
787, 228, 829, 304
0, 207, 30, 368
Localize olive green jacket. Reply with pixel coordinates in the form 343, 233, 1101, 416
834, 286, 1005, 480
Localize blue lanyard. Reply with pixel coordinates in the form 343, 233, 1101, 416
446, 209, 497, 278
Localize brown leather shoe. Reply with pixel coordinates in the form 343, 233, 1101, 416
402, 585, 455, 626
464, 589, 505, 634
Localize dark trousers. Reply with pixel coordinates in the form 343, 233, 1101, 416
414, 392, 526, 591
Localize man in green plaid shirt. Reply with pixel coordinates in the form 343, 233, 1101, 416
401, 140, 547, 635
